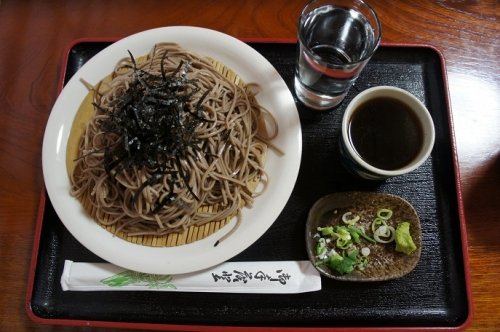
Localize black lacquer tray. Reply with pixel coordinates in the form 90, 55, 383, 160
27, 40, 472, 331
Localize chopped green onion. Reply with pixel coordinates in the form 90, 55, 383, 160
334, 226, 351, 240
316, 237, 327, 256
350, 229, 361, 244
374, 225, 396, 243
317, 226, 334, 236
371, 217, 388, 233
347, 225, 376, 244
326, 250, 359, 275
336, 237, 352, 249
376, 208, 393, 220
342, 212, 360, 225
357, 255, 369, 271
361, 247, 371, 257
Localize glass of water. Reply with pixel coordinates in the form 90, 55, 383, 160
294, 0, 381, 110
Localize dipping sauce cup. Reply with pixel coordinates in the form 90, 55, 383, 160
294, 0, 381, 110
339, 86, 435, 180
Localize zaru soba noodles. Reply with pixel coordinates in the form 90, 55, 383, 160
69, 43, 280, 246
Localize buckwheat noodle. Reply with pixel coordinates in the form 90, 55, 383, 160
70, 43, 279, 244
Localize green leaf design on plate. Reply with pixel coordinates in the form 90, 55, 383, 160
100, 270, 176, 289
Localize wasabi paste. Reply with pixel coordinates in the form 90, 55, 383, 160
395, 222, 417, 255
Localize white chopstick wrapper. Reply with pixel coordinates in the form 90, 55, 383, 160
61, 260, 321, 294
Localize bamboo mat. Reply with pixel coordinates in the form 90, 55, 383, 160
67, 56, 264, 247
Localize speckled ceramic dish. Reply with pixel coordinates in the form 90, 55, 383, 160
306, 191, 422, 281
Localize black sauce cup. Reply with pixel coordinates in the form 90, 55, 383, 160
340, 86, 435, 180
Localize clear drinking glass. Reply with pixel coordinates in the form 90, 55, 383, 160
294, 0, 381, 110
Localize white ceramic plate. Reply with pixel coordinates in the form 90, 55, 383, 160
42, 26, 302, 274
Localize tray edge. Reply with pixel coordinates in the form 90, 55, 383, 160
26, 38, 472, 331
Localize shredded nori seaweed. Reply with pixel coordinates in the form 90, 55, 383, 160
91, 50, 213, 211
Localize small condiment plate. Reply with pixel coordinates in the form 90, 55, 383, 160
305, 191, 422, 281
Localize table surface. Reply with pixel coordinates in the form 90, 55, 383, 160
0, 1, 498, 331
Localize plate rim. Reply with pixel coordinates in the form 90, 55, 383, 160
41, 26, 302, 274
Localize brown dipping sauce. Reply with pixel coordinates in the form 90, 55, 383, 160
348, 96, 424, 170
